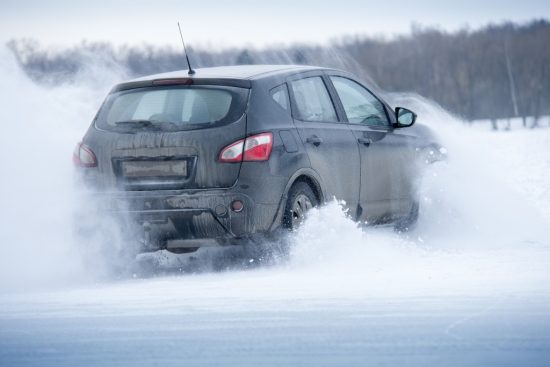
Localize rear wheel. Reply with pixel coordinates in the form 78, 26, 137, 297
283, 181, 319, 231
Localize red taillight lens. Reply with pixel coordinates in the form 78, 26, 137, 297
73, 142, 97, 168
243, 133, 273, 161
219, 132, 273, 163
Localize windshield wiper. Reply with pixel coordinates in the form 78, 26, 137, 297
114, 120, 155, 127
114, 120, 162, 131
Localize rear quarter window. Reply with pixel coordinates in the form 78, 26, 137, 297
270, 84, 290, 111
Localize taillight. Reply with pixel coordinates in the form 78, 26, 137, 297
73, 142, 97, 167
219, 139, 245, 162
219, 132, 273, 163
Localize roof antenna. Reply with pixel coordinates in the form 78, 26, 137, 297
177, 22, 195, 75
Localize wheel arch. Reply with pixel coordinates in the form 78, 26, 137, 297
268, 168, 326, 231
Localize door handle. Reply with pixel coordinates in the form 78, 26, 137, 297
358, 137, 372, 146
306, 135, 323, 146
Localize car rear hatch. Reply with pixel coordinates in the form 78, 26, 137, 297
91, 78, 250, 191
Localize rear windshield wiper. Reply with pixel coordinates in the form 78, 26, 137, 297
114, 120, 155, 127
114, 120, 162, 130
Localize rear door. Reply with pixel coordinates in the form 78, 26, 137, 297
327, 75, 417, 223
89, 83, 249, 191
287, 73, 360, 209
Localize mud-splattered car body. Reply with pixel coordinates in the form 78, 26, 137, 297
74, 65, 440, 253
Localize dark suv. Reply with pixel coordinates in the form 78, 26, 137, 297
74, 65, 438, 254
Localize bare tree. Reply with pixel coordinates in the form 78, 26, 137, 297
7, 19, 550, 125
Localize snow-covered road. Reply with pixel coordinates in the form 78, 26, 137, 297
1, 48, 550, 366
2, 236, 550, 366
2, 287, 550, 366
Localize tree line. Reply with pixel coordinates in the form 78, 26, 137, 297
7, 19, 550, 125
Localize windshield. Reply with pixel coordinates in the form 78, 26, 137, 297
95, 85, 249, 131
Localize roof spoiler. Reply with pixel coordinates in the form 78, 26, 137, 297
112, 77, 252, 92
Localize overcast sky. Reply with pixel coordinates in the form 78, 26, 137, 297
1, 0, 549, 49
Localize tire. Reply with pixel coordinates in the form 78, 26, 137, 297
394, 201, 419, 232
282, 181, 319, 231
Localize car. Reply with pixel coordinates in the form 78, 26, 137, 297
73, 64, 440, 255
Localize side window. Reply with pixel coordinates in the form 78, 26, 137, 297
290, 77, 338, 122
330, 76, 389, 127
270, 84, 290, 111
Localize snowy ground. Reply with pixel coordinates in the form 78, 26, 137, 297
1, 48, 550, 366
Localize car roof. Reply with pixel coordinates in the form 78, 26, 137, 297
129, 64, 328, 82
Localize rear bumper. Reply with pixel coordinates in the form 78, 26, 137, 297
84, 188, 281, 251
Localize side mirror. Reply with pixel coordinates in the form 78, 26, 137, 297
394, 107, 417, 128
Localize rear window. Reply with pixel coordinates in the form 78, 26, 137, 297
95, 85, 249, 131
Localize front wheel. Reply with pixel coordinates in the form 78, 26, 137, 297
282, 182, 319, 231
394, 201, 419, 232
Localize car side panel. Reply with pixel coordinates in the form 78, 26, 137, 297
285, 72, 360, 209
346, 125, 418, 222
323, 71, 419, 222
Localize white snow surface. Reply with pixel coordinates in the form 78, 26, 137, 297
0, 47, 550, 366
